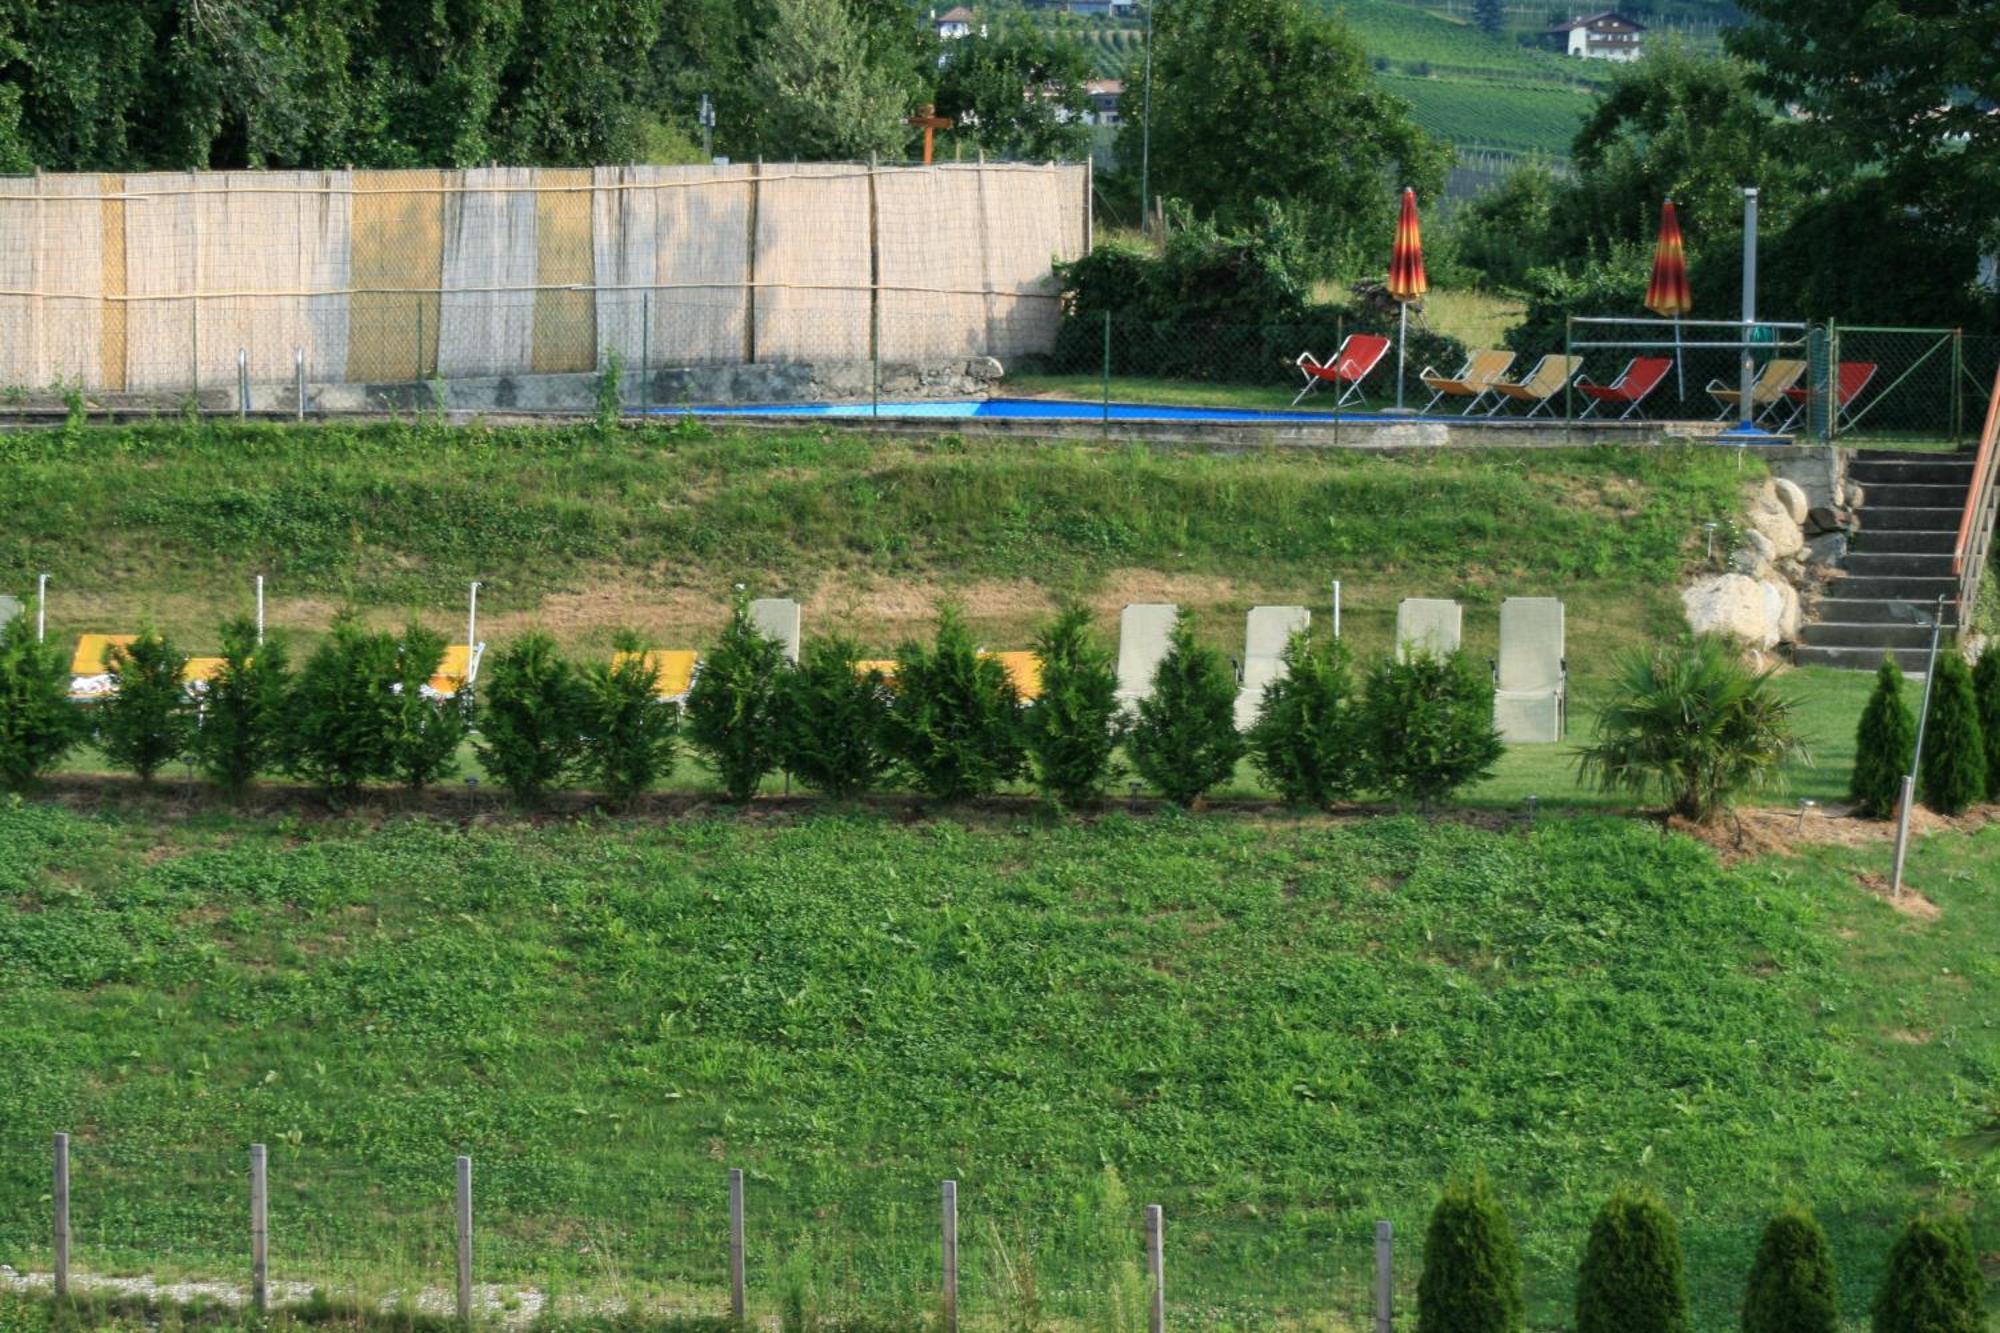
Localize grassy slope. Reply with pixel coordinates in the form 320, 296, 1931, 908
0, 805, 1992, 1329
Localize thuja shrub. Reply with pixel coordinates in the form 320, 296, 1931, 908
775, 635, 892, 799
1024, 604, 1122, 809
1363, 650, 1504, 808
1849, 657, 1915, 819
192, 616, 291, 799
476, 633, 587, 805
98, 629, 194, 784
580, 635, 679, 808
1416, 1176, 1523, 1333
0, 613, 86, 791
1128, 611, 1243, 807
388, 622, 465, 793
289, 615, 399, 801
685, 600, 788, 803
1918, 653, 1984, 815
1574, 1190, 1690, 1333
1742, 1206, 1838, 1333
1871, 1213, 1981, 1333
1971, 648, 2000, 800
1248, 630, 1362, 809
887, 607, 1024, 801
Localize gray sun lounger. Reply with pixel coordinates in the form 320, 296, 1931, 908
749, 597, 802, 664
1234, 605, 1309, 731
1395, 598, 1462, 662
0, 595, 19, 628
1493, 597, 1566, 743
1115, 603, 1179, 706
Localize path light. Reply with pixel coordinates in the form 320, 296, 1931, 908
1796, 798, 1817, 835
1525, 794, 1539, 821
1703, 522, 1719, 562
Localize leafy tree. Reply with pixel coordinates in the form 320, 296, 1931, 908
1248, 631, 1362, 809
387, 623, 465, 794
491, 0, 661, 165
1575, 636, 1804, 823
579, 635, 678, 808
1849, 657, 1915, 819
1472, 0, 1506, 39
1917, 653, 1984, 816
1362, 651, 1505, 808
1417, 1176, 1524, 1333
685, 600, 788, 803
1024, 605, 1122, 809
933, 22, 1093, 162
1575, 1191, 1691, 1333
192, 616, 290, 799
1119, 0, 1448, 271
774, 635, 893, 800
751, 0, 914, 161
1452, 161, 1564, 292
1870, 1214, 1982, 1333
476, 633, 587, 806
97, 629, 194, 785
289, 616, 399, 801
1128, 612, 1243, 807
886, 607, 1025, 801
1972, 649, 2000, 801
0, 612, 86, 791
1742, 1206, 1838, 1333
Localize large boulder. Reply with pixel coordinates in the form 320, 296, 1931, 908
1762, 578, 1803, 643
1683, 573, 1780, 649
1749, 501, 1806, 558
1771, 477, 1811, 524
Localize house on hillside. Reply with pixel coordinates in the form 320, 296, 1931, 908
933, 6, 976, 40
1024, 0, 1139, 15
1082, 79, 1123, 126
1544, 12, 1646, 61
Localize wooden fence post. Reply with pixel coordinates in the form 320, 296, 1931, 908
52, 1133, 69, 1298
1374, 1220, 1393, 1333
250, 1144, 269, 1314
455, 1156, 473, 1323
1144, 1204, 1164, 1333
941, 1180, 958, 1333
728, 1168, 746, 1322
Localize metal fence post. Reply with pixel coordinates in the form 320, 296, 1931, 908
941, 1180, 959, 1333
416, 299, 426, 385
250, 1143, 269, 1314
455, 1156, 473, 1322
1952, 328, 1965, 447
641, 291, 651, 417
1373, 1220, 1393, 1333
1102, 310, 1112, 436
237, 348, 249, 420
1144, 1204, 1165, 1333
52, 1132, 69, 1298
728, 1168, 747, 1322
1563, 316, 1574, 442
294, 347, 306, 422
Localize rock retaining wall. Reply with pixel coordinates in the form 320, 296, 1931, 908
1683, 448, 1858, 654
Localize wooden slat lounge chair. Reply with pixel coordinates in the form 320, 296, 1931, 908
1707, 358, 1806, 423
1420, 349, 1515, 415
1484, 355, 1581, 418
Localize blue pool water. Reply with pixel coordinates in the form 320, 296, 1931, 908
665, 397, 1402, 425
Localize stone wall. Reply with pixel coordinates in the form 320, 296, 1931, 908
1682, 448, 1858, 655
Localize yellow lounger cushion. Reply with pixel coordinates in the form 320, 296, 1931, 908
71, 634, 138, 675
611, 649, 699, 699
985, 650, 1043, 701
182, 657, 228, 685
428, 643, 479, 696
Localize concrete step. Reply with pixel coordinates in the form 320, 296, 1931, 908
1859, 506, 1966, 531
1794, 645, 1935, 673
1852, 528, 1959, 556
1848, 458, 1977, 486
1812, 598, 1960, 628
1851, 447, 1978, 462
1857, 482, 1972, 509
1833, 575, 1960, 603
1844, 551, 1957, 578
1798, 621, 1939, 650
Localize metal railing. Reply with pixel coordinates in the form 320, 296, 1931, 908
1955, 363, 2000, 627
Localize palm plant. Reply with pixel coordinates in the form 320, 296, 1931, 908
1575, 635, 1805, 823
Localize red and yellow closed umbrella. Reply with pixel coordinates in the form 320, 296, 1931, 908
1646, 200, 1692, 396
1388, 188, 1427, 410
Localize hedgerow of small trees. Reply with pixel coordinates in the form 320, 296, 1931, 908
580, 635, 679, 808
476, 633, 588, 806
288, 616, 400, 802
1970, 649, 2000, 802
388, 623, 465, 794
1871, 1213, 1983, 1333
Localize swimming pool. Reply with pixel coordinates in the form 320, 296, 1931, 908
661, 397, 1404, 424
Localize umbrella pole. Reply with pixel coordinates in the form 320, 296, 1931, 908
1397, 302, 1408, 411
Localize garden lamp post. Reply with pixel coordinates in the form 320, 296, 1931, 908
36, 572, 48, 642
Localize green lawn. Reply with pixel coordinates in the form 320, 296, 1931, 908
0, 804, 1992, 1329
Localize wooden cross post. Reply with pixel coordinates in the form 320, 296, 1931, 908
906, 104, 955, 165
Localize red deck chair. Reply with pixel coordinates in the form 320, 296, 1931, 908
1292, 333, 1392, 408
1575, 357, 1672, 420
1778, 362, 1878, 432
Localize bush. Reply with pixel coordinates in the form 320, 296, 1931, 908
476, 633, 587, 805
192, 616, 290, 799
289, 616, 400, 801
97, 629, 194, 784
1417, 1176, 1524, 1333
1849, 657, 1916, 819
886, 607, 1025, 802
1128, 611, 1244, 807
1575, 636, 1804, 823
579, 636, 679, 808
1249, 630, 1362, 809
1972, 648, 2000, 800
388, 623, 465, 793
0, 613, 86, 791
774, 635, 892, 799
1917, 653, 1984, 815
1025, 605, 1123, 809
1871, 1213, 1982, 1333
1361, 650, 1504, 807
685, 601, 789, 803
1575, 1190, 1691, 1333
1742, 1206, 1838, 1333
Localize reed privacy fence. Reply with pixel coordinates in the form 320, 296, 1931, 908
0, 164, 1090, 403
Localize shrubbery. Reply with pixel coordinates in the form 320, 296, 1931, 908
192, 617, 290, 799
580, 636, 679, 807
1362, 650, 1504, 808
387, 623, 465, 793
1917, 653, 1984, 816
775, 636, 892, 799
96, 630, 193, 785
289, 616, 400, 802
685, 601, 788, 803
1128, 611, 1243, 807
1742, 1206, 1839, 1333
0, 614, 85, 791
1871, 1213, 1982, 1333
1249, 630, 1362, 809
1975, 649, 2000, 801
886, 607, 1024, 801
1417, 1177, 1523, 1333
1849, 658, 1915, 819
1575, 1190, 1690, 1333
1025, 605, 1123, 809
476, 633, 587, 806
